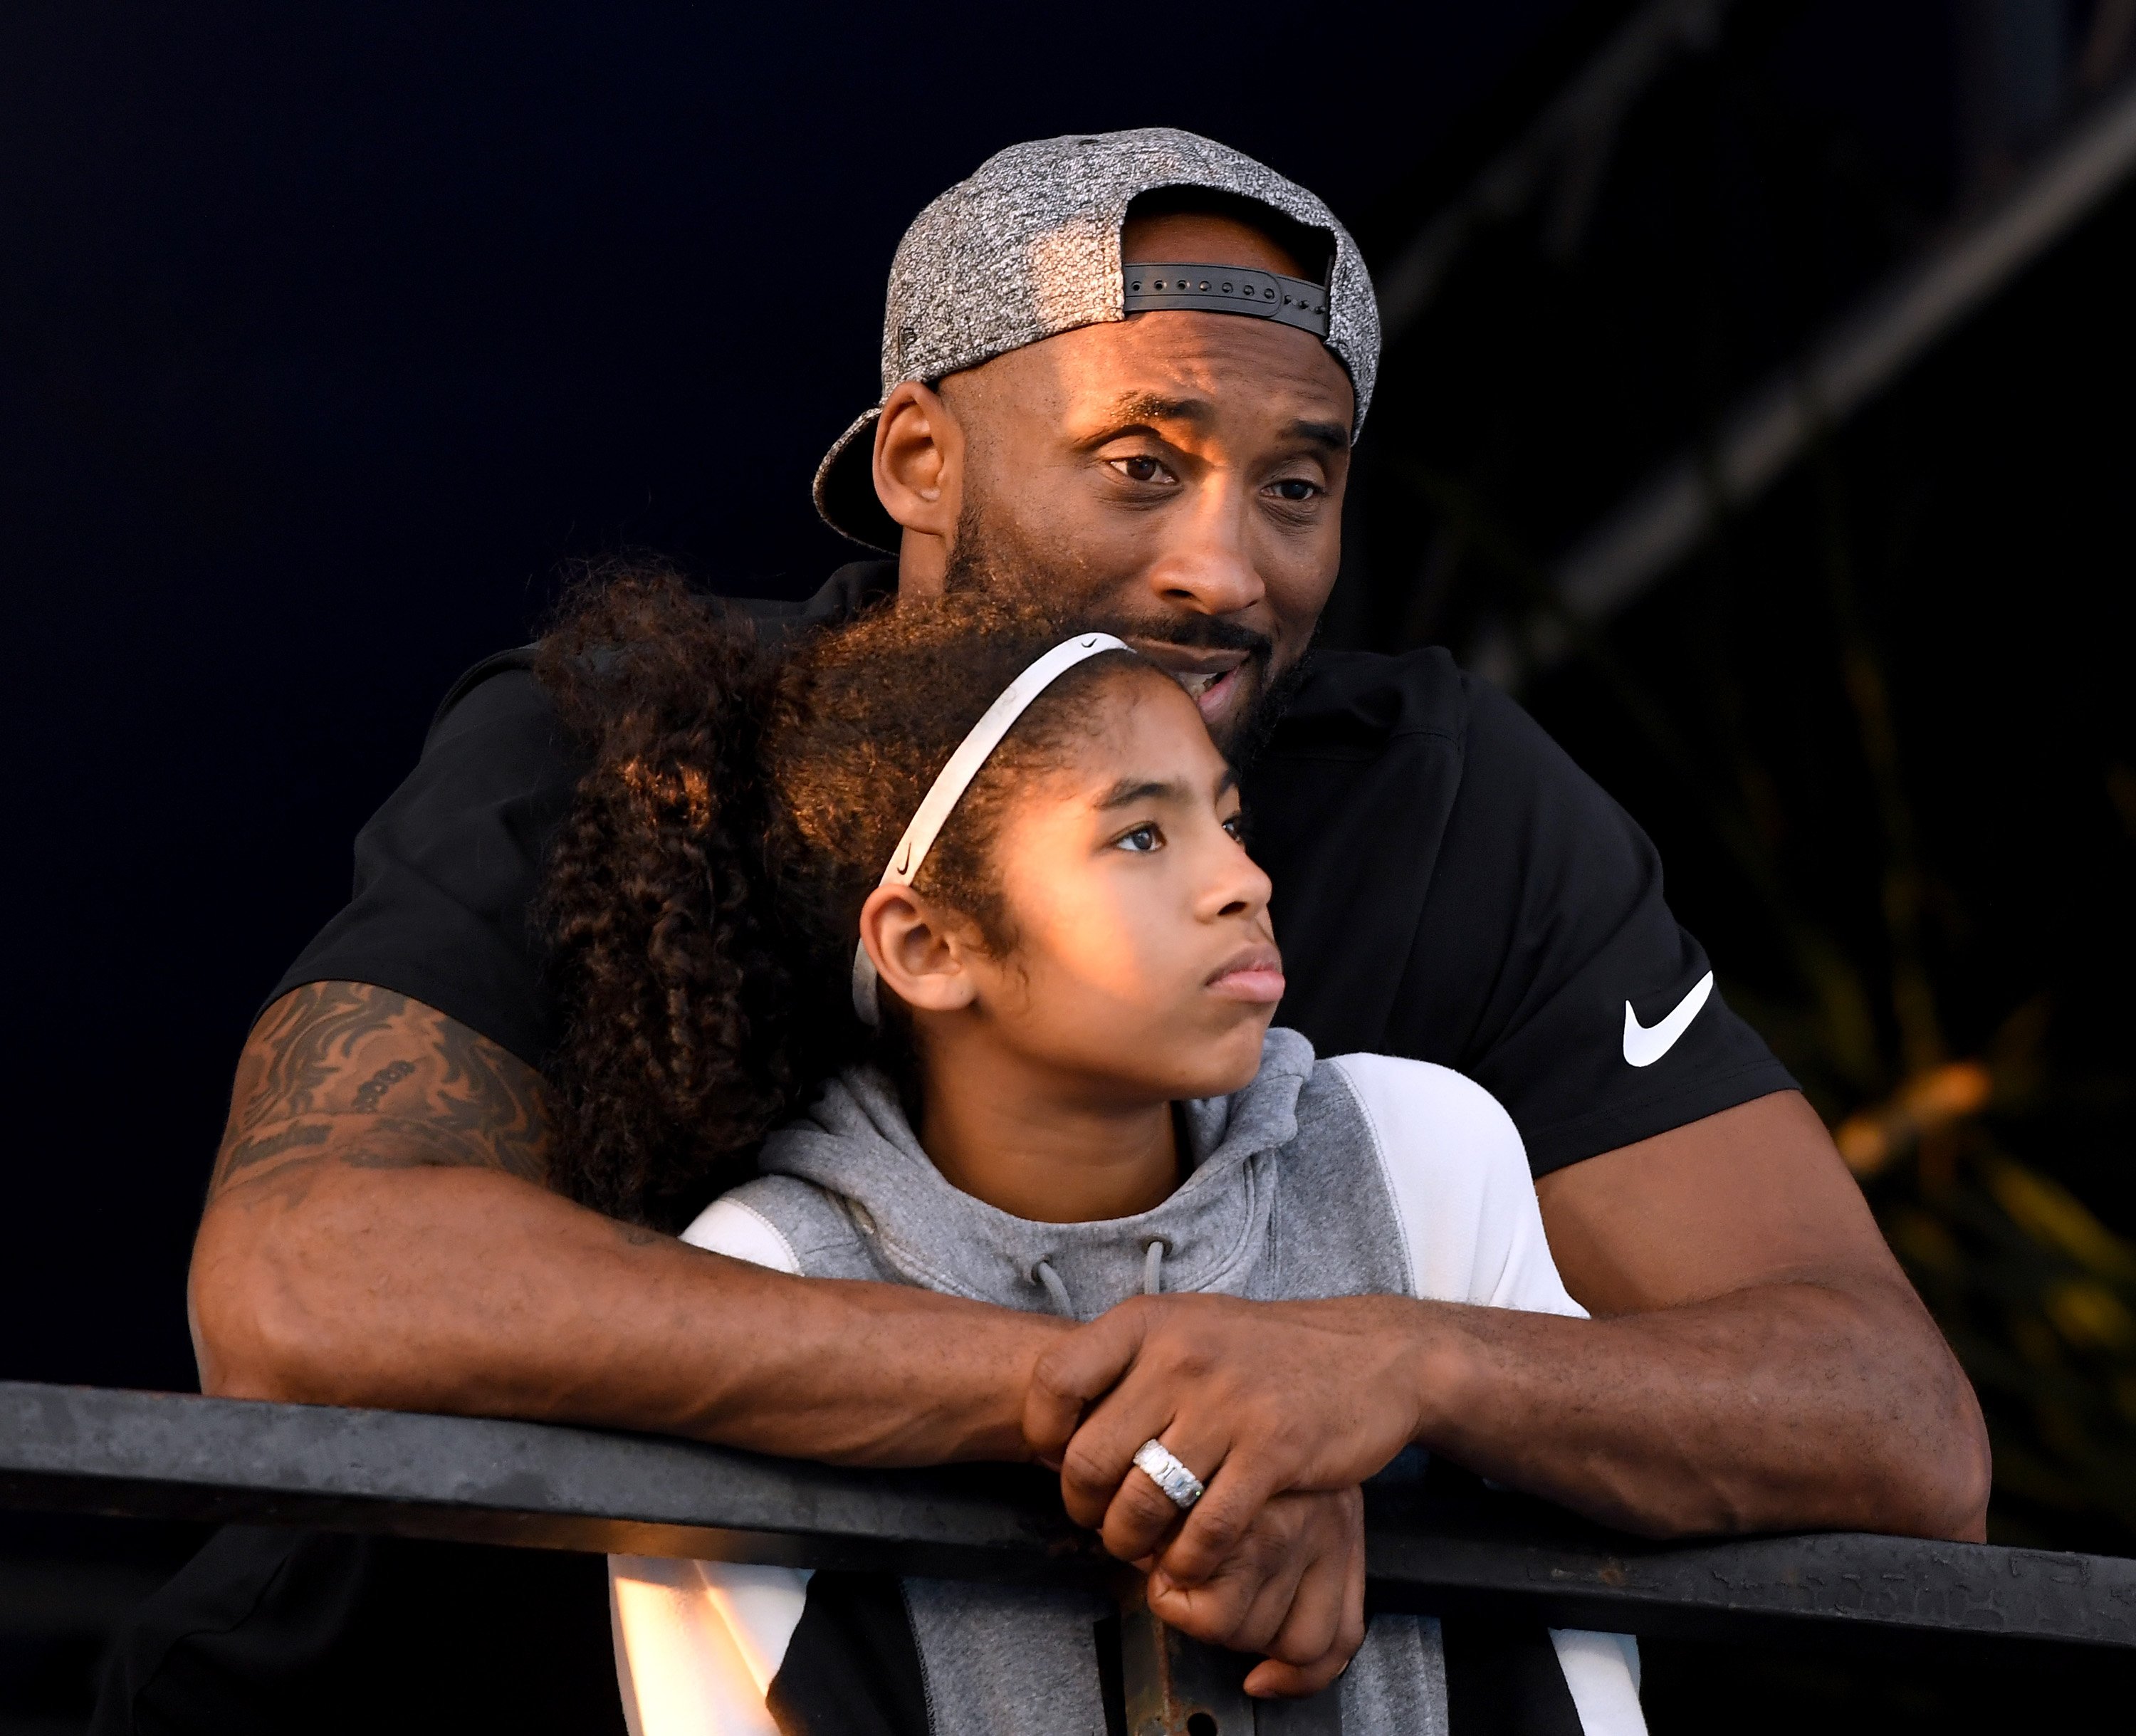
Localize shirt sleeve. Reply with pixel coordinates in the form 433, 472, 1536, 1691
267, 658, 583, 1069
1328, 1052, 1583, 1317
1395, 674, 1797, 1178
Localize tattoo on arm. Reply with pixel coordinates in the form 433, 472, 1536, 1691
209, 981, 551, 1199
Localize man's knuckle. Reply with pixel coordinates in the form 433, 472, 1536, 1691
1059, 1438, 1112, 1489
1193, 1509, 1245, 1554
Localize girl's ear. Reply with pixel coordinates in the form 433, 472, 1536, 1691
859, 884, 980, 1015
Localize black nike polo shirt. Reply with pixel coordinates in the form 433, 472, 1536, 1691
95, 560, 1792, 1735
267, 556, 1792, 1174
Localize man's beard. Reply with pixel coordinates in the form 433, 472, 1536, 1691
941, 501, 1312, 770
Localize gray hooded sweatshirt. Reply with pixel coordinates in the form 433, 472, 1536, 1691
610, 1030, 1645, 1736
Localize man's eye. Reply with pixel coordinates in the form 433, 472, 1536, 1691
1111, 456, 1169, 484
1268, 477, 1321, 502
1115, 823, 1163, 853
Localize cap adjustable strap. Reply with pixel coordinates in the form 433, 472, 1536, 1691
851, 633, 1133, 1025
1121, 261, 1331, 336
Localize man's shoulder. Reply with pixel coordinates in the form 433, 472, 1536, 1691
423, 559, 898, 751
1269, 644, 1472, 759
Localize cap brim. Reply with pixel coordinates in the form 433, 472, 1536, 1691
812, 409, 901, 553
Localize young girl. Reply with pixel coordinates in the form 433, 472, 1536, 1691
535, 577, 1644, 1736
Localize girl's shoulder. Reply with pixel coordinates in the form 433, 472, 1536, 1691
1309, 1051, 1528, 1182
679, 1174, 879, 1280
1301, 1052, 1577, 1314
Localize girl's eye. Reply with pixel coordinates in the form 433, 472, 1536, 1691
1115, 823, 1163, 853
1111, 456, 1170, 484
1222, 814, 1246, 843
1268, 477, 1321, 502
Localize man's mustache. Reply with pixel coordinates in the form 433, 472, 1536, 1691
1107, 614, 1274, 667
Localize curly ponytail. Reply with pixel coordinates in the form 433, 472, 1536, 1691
534, 563, 1159, 1228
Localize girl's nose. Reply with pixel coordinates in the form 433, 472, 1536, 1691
1212, 842, 1274, 920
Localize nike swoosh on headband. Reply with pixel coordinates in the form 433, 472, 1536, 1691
1621, 971, 1714, 1068
850, 634, 1132, 1026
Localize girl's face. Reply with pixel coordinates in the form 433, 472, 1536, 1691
958, 673, 1283, 1103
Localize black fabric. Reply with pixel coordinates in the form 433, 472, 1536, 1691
1442, 1619, 1587, 1736
268, 556, 1792, 1176
91, 1529, 626, 1736
1245, 639, 1793, 1176
1093, 1609, 1129, 1736
112, 556, 1785, 1730
763, 1571, 931, 1736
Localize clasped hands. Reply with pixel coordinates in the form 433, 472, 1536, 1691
1022, 1292, 1433, 1698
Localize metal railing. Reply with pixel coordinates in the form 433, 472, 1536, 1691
2, 1379, 2132, 1660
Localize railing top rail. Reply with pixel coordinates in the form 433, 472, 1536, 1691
2, 1381, 2127, 1652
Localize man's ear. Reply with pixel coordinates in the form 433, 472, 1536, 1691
859, 882, 979, 1015
873, 380, 963, 595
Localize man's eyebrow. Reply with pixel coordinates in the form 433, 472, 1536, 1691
1108, 392, 1212, 426
1074, 394, 1214, 447
1287, 418, 1351, 452
1077, 400, 1351, 454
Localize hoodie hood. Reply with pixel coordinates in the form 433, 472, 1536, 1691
756, 1028, 1316, 1321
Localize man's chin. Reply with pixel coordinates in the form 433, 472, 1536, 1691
1209, 654, 1307, 770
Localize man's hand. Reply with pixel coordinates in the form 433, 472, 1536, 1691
1143, 1487, 1366, 1699
1030, 1092, 1991, 1572
192, 982, 1067, 1464
1031, 1293, 1421, 1583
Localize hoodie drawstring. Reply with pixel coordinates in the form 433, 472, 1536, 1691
1031, 1240, 1167, 1319
1032, 1260, 1074, 1317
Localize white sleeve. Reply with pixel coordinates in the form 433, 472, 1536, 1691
1329, 1054, 1647, 1736
679, 1196, 805, 1273
609, 1194, 811, 1736
1327, 1052, 1583, 1318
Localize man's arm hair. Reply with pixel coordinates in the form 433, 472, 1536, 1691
190, 981, 1062, 1461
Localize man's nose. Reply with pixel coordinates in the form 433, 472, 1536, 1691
1146, 477, 1265, 617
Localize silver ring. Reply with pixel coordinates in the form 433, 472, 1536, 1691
1131, 1438, 1205, 1510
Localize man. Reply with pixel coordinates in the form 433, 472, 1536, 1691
101, 130, 1987, 1730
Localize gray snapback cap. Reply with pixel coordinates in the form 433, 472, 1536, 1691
814, 127, 1381, 551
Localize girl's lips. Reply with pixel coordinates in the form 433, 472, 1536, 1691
1207, 966, 1287, 1003
1208, 947, 1286, 1003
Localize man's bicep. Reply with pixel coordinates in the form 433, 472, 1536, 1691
1534, 1090, 1904, 1317
210, 981, 551, 1201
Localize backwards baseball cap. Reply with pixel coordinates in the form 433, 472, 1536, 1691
813, 127, 1381, 551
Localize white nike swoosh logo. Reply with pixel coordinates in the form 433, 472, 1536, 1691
1622, 971, 1714, 1067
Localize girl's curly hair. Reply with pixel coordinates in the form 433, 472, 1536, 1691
533, 563, 1158, 1229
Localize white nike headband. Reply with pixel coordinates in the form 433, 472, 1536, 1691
851, 632, 1132, 1025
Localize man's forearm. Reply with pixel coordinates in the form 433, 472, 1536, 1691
1403, 1275, 1989, 1539
194, 982, 1062, 1465
1037, 1096, 1990, 1576
193, 1161, 1062, 1463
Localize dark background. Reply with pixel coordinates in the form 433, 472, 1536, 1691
0, 1, 1574, 1400
5, 1, 2136, 1729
